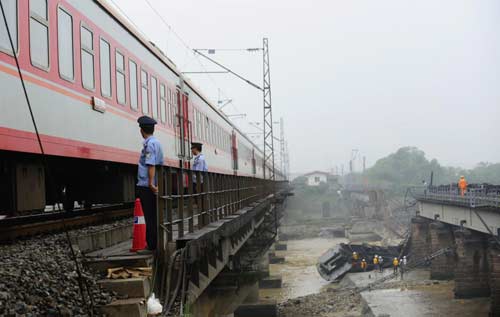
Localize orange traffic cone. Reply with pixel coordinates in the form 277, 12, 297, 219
130, 198, 147, 252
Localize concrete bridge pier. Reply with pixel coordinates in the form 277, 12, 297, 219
453, 228, 490, 299
489, 241, 500, 316
191, 271, 265, 317
429, 221, 456, 280
409, 217, 430, 260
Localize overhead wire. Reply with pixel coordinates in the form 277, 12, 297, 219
137, 0, 260, 128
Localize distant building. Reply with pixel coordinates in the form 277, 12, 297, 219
303, 171, 330, 186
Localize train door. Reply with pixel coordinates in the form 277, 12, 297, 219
175, 89, 193, 165
231, 132, 238, 175
174, 87, 192, 192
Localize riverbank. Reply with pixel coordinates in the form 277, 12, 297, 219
277, 268, 490, 317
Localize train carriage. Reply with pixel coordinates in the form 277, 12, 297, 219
0, 0, 280, 214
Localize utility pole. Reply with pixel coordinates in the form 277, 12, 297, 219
193, 41, 278, 180
263, 38, 275, 180
363, 156, 366, 172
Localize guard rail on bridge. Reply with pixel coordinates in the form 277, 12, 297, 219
410, 185, 500, 209
153, 166, 289, 310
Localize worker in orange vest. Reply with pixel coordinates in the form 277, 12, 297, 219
361, 259, 367, 272
458, 176, 467, 196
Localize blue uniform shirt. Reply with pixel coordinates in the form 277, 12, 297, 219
192, 153, 208, 172
192, 153, 208, 183
137, 136, 164, 187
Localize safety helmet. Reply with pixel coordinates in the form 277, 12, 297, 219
403, 256, 406, 259
461, 175, 465, 178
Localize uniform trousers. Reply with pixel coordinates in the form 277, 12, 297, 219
136, 186, 157, 250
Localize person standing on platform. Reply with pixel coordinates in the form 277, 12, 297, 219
458, 176, 468, 196
373, 255, 379, 272
136, 116, 163, 254
378, 255, 384, 272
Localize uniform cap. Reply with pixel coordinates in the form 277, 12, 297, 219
137, 116, 157, 128
191, 142, 203, 149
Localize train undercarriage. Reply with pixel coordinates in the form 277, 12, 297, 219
0, 151, 136, 215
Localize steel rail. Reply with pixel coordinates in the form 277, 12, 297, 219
0, 205, 133, 242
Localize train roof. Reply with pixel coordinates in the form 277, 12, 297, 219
95, 0, 265, 157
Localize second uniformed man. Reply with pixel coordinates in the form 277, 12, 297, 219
191, 142, 207, 191
136, 116, 163, 253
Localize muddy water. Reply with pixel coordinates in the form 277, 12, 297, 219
260, 237, 347, 302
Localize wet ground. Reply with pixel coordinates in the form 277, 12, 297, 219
260, 237, 347, 302
271, 237, 490, 316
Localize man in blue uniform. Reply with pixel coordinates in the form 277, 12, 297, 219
191, 142, 207, 191
191, 142, 208, 173
136, 116, 163, 253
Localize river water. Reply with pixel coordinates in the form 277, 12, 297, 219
260, 237, 347, 302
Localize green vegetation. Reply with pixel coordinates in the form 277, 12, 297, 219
355, 146, 500, 193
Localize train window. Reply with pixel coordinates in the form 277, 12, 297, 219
116, 51, 126, 105
99, 38, 111, 97
205, 117, 210, 143
0, 0, 17, 54
199, 112, 204, 140
151, 76, 158, 119
129, 60, 138, 110
57, 7, 74, 81
141, 70, 149, 114
172, 91, 178, 125
166, 89, 172, 125
160, 84, 166, 123
30, 0, 49, 69
195, 110, 201, 139
80, 25, 94, 90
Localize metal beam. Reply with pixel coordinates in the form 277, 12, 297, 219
418, 201, 500, 236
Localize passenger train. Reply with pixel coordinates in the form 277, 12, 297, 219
0, 0, 282, 214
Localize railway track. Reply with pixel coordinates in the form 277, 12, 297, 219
0, 204, 134, 242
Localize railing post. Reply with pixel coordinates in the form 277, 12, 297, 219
157, 166, 165, 255
177, 169, 184, 238
166, 167, 173, 242
195, 170, 202, 228
224, 175, 229, 217
155, 166, 166, 299
187, 169, 194, 233
202, 171, 209, 225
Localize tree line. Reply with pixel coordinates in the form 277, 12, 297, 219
355, 147, 500, 191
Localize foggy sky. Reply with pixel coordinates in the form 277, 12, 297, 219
109, 0, 500, 174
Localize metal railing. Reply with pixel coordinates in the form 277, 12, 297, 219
155, 166, 286, 245
409, 185, 500, 209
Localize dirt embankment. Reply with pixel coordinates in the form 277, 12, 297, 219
278, 288, 362, 317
